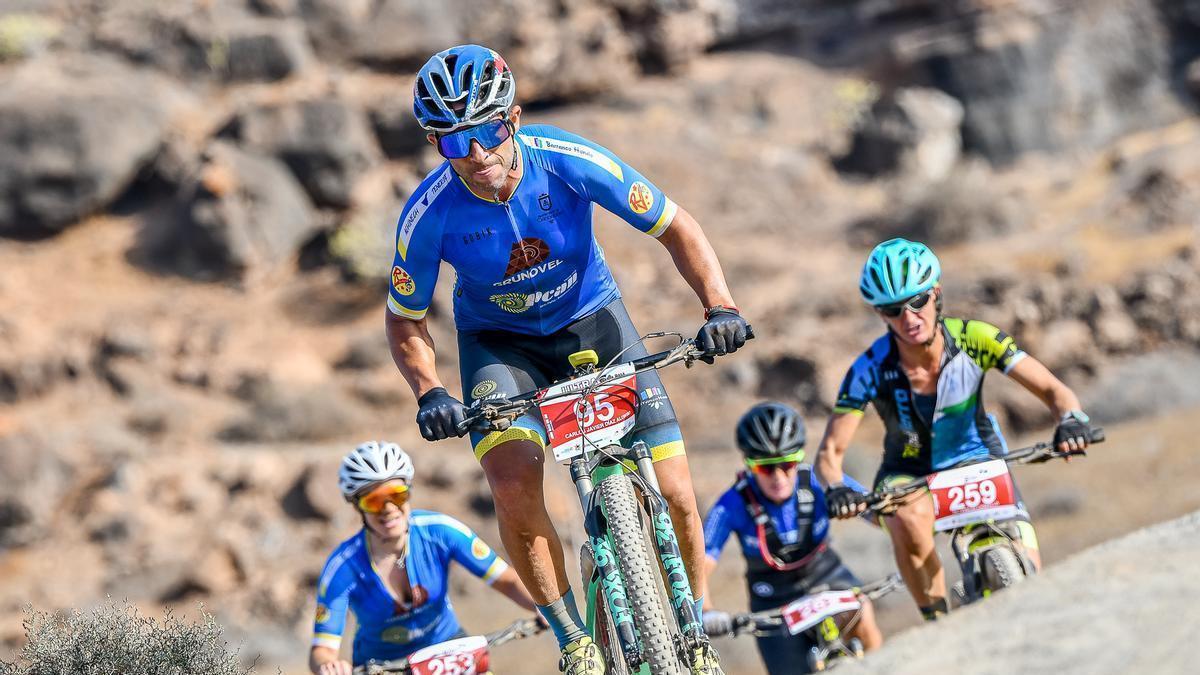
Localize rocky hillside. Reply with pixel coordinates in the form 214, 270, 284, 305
1, 1, 1199, 673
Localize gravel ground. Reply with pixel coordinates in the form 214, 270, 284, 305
840, 510, 1200, 675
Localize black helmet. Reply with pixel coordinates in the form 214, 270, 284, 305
736, 402, 806, 461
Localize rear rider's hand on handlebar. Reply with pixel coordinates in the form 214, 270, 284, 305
696, 306, 749, 359
417, 387, 468, 441
1053, 411, 1092, 455
702, 609, 734, 637
317, 660, 353, 675
826, 485, 870, 519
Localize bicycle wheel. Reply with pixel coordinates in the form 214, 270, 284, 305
599, 473, 684, 675
980, 546, 1025, 592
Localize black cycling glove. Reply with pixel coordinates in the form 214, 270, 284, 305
826, 485, 869, 519
416, 387, 468, 441
696, 306, 749, 358
1053, 411, 1091, 454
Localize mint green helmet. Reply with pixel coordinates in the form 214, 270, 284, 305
859, 238, 941, 306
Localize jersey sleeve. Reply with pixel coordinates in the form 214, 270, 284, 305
702, 489, 742, 561
428, 514, 509, 585
962, 319, 1027, 373
833, 355, 877, 415
387, 167, 452, 320
312, 551, 357, 651
519, 126, 679, 238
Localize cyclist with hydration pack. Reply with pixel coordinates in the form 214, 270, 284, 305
815, 238, 1096, 620
700, 403, 882, 674
386, 44, 747, 674
309, 441, 541, 675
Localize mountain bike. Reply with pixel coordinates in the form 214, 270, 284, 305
456, 331, 750, 675
866, 428, 1105, 604
711, 573, 904, 672
354, 617, 544, 674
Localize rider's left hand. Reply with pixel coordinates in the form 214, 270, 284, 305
696, 306, 749, 358
1053, 411, 1091, 455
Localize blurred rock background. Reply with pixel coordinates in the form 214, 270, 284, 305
1, 0, 1198, 673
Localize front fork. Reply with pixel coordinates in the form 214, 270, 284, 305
952, 521, 1034, 602
573, 442, 706, 663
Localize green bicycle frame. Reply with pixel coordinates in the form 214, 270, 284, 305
576, 442, 703, 671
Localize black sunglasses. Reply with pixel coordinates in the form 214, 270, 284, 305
876, 290, 934, 318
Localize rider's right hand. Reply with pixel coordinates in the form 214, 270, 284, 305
702, 609, 734, 637
316, 659, 352, 675
825, 484, 869, 519
417, 387, 468, 441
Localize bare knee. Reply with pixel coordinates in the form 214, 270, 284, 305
654, 456, 700, 518
887, 500, 935, 553
482, 441, 546, 516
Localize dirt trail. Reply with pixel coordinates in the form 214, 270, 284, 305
840, 510, 1200, 675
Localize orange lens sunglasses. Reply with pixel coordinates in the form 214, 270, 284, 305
357, 482, 411, 513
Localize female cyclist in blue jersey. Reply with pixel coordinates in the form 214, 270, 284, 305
815, 238, 1096, 620
309, 441, 541, 675
699, 403, 882, 674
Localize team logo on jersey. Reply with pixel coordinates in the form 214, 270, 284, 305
391, 265, 415, 296
538, 193, 552, 211
628, 182, 653, 214
471, 380, 498, 399
314, 604, 331, 624
471, 538, 491, 560
504, 237, 550, 277
489, 271, 579, 313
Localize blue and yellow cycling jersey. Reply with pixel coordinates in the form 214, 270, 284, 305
834, 318, 1027, 475
387, 124, 678, 336
312, 510, 508, 666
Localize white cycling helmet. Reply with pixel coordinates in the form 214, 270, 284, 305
338, 441, 415, 500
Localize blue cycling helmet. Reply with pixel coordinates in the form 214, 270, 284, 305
859, 238, 941, 306
413, 45, 516, 132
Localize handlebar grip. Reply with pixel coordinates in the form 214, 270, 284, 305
745, 324, 755, 340
1089, 427, 1105, 444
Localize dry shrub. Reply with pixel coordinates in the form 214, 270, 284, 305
0, 602, 254, 675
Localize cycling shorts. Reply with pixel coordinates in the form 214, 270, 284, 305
873, 472, 1039, 551
457, 298, 684, 462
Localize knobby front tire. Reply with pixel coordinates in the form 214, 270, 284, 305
980, 546, 1025, 593
599, 473, 684, 675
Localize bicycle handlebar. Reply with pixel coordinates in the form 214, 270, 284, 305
353, 618, 546, 674
866, 427, 1106, 512
454, 329, 753, 437
723, 573, 904, 637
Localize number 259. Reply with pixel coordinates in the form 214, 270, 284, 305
948, 480, 997, 511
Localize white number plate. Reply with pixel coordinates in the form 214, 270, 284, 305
781, 590, 861, 635
927, 459, 1019, 531
538, 364, 638, 462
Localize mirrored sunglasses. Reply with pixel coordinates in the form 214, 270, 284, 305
436, 118, 512, 159
876, 290, 934, 318
357, 482, 411, 514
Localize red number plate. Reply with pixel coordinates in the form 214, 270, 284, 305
926, 459, 1018, 531
408, 636, 489, 675
539, 364, 638, 462
781, 590, 862, 635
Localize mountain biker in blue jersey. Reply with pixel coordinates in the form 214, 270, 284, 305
699, 403, 882, 674
309, 441, 541, 675
815, 238, 1096, 620
385, 44, 747, 675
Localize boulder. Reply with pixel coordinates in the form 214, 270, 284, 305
1188, 58, 1200, 102
1082, 349, 1200, 423
0, 56, 176, 238
136, 140, 317, 280
367, 89, 429, 159
94, 2, 311, 83
226, 99, 381, 209
836, 87, 964, 182
1035, 319, 1094, 373
754, 354, 829, 416
886, 0, 1179, 164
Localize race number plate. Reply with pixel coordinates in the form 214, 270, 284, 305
408, 635, 489, 675
927, 459, 1018, 531
539, 363, 638, 462
781, 590, 861, 635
